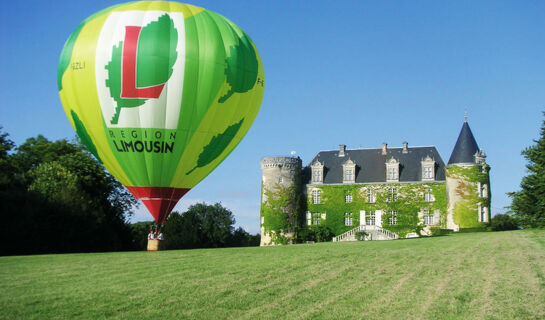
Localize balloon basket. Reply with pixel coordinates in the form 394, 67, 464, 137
147, 239, 162, 251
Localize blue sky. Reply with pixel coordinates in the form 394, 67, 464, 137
1, 1, 543, 234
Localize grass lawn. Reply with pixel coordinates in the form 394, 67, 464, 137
1, 229, 544, 319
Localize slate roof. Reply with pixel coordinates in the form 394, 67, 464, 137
305, 146, 446, 184
448, 122, 480, 165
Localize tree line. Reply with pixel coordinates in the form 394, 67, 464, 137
0, 128, 259, 255
506, 112, 545, 229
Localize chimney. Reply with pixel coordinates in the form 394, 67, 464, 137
382, 142, 388, 155
402, 141, 408, 154
339, 144, 346, 157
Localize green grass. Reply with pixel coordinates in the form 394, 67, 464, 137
1, 230, 544, 319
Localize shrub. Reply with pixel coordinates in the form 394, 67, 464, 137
490, 214, 519, 231
355, 231, 368, 241
298, 225, 335, 242
429, 227, 453, 236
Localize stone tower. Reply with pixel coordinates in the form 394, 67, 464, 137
260, 156, 302, 246
445, 118, 491, 231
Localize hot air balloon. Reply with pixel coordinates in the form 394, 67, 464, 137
58, 1, 264, 226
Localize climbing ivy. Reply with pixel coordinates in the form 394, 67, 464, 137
306, 182, 447, 238
260, 174, 306, 245
446, 165, 491, 230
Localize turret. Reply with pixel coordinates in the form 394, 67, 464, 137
445, 116, 491, 231
260, 157, 302, 245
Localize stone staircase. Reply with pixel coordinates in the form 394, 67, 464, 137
332, 225, 399, 242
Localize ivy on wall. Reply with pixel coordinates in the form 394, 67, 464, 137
446, 165, 491, 229
260, 183, 296, 245
306, 182, 447, 238
260, 168, 306, 245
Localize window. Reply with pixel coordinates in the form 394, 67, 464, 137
312, 170, 322, 183
421, 156, 435, 180
278, 176, 283, 183
342, 159, 356, 183
386, 157, 400, 182
387, 188, 397, 202
345, 194, 353, 203
367, 189, 375, 203
344, 169, 353, 181
312, 190, 321, 204
480, 206, 486, 222
311, 161, 324, 183
424, 187, 435, 202
478, 183, 488, 198
423, 209, 433, 225
366, 211, 376, 225
312, 213, 321, 225
344, 212, 353, 226
388, 211, 397, 225
387, 167, 397, 180
423, 167, 433, 179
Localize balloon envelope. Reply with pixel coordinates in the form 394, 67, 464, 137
58, 1, 264, 224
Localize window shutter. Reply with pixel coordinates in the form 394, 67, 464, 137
433, 209, 440, 226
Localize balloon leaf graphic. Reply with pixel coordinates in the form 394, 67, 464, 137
218, 32, 258, 103
70, 110, 103, 164
105, 14, 178, 124
187, 119, 244, 174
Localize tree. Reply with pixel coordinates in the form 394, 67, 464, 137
162, 203, 235, 249
11, 135, 81, 176
229, 227, 260, 247
0, 134, 138, 255
197, 203, 235, 247
508, 112, 545, 228
162, 211, 202, 249
161, 203, 257, 250
0, 127, 15, 187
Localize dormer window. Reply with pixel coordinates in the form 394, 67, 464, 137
343, 159, 356, 184
344, 169, 353, 181
311, 161, 324, 184
421, 156, 435, 181
312, 170, 321, 183
385, 157, 399, 182
475, 150, 487, 165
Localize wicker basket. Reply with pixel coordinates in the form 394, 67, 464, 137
147, 239, 161, 251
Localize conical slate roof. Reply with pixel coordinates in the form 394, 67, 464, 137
448, 121, 480, 164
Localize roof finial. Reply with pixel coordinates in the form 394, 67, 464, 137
464, 110, 468, 123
